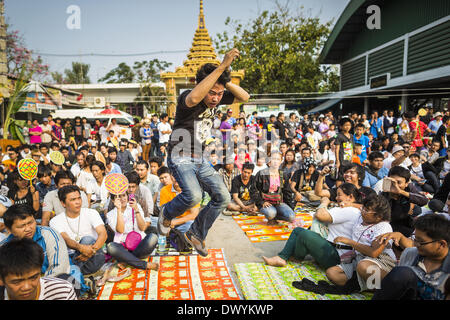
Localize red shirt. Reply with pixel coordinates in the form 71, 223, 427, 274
409, 120, 428, 147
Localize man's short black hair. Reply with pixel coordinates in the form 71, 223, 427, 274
414, 214, 450, 244
388, 165, 411, 182
58, 185, 81, 203
125, 171, 140, 185
37, 166, 52, 179
136, 159, 149, 169
339, 117, 353, 127
196, 63, 231, 86
368, 151, 384, 161
90, 160, 105, 172
0, 238, 44, 280
108, 147, 117, 155
3, 204, 35, 230
157, 166, 171, 177
148, 156, 163, 167
54, 170, 75, 185
242, 163, 255, 172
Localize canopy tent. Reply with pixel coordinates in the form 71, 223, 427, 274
307, 98, 342, 114
18, 81, 61, 114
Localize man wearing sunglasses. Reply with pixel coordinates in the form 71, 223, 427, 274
373, 214, 449, 300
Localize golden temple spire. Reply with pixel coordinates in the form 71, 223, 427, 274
198, 0, 205, 30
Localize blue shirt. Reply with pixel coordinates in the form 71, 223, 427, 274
354, 134, 370, 158
36, 179, 57, 203
370, 118, 383, 138
362, 166, 389, 188
150, 122, 159, 140
428, 120, 442, 134
108, 163, 122, 175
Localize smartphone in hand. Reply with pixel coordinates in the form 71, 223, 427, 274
382, 178, 392, 193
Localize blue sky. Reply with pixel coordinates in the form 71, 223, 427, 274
5, 0, 349, 82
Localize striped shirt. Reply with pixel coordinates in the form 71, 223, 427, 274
3, 277, 77, 300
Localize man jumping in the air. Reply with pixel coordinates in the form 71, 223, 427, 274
157, 48, 250, 256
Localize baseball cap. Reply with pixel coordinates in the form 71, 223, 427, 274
391, 145, 404, 155
43, 118, 48, 122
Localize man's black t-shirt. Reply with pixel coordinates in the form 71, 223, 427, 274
231, 175, 257, 202
335, 132, 354, 165
273, 120, 287, 141
73, 124, 84, 138
168, 89, 235, 157
435, 124, 447, 150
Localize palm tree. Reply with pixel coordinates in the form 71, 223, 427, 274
135, 84, 168, 114
3, 65, 28, 142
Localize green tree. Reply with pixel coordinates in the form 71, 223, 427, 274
213, 3, 339, 97
63, 62, 91, 84
98, 62, 134, 83
50, 71, 64, 84
100, 59, 172, 113
135, 84, 167, 114
133, 59, 172, 83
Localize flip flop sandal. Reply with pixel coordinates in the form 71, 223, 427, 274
96, 265, 115, 287
106, 267, 132, 283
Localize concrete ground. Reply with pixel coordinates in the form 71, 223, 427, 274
205, 213, 287, 296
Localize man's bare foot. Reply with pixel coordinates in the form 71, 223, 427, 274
267, 219, 278, 226
262, 255, 287, 267
146, 261, 159, 271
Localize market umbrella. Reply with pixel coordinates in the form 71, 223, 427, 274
98, 108, 121, 115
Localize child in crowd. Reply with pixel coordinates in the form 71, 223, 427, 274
325, 194, 396, 292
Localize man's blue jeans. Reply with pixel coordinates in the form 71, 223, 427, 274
106, 233, 158, 269
70, 236, 105, 275
164, 156, 231, 241
260, 203, 296, 222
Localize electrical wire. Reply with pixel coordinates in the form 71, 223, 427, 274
32, 50, 189, 58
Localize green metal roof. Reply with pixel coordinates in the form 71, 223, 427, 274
320, 0, 450, 65
319, 0, 368, 64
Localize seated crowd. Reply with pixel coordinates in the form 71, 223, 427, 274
0, 108, 449, 300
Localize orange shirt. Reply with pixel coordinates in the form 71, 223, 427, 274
352, 154, 362, 166
159, 184, 200, 219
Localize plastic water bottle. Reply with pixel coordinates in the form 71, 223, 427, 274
158, 235, 167, 253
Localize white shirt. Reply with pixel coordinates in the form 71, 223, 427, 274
440, 161, 450, 179
351, 216, 396, 260
106, 204, 146, 244
383, 155, 410, 170
252, 164, 268, 176
43, 189, 89, 216
99, 126, 109, 143
49, 208, 104, 254
75, 170, 96, 192
40, 124, 53, 143
130, 148, 139, 161
85, 179, 108, 207
326, 207, 361, 256
157, 122, 172, 143
70, 163, 81, 178
410, 164, 425, 179
305, 131, 322, 150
